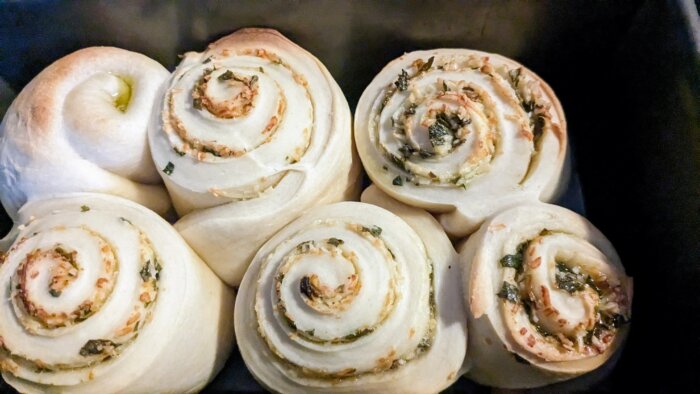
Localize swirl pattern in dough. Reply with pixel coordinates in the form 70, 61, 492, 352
149, 28, 360, 286
234, 185, 466, 393
459, 203, 632, 388
0, 194, 235, 393
355, 49, 568, 237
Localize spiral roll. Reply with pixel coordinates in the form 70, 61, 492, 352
234, 185, 466, 393
0, 194, 235, 393
0, 47, 171, 219
459, 203, 632, 388
149, 28, 360, 286
355, 49, 568, 237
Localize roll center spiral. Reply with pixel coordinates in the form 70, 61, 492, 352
193, 68, 259, 119
9, 228, 119, 332
379, 65, 498, 185
252, 218, 436, 380
498, 232, 631, 361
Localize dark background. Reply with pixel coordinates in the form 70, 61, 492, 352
1, 0, 698, 392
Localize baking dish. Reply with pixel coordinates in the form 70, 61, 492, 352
1, 0, 698, 392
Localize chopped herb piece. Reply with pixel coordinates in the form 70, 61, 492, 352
300, 276, 316, 299
500, 253, 523, 271
192, 98, 202, 110
304, 329, 315, 336
463, 86, 480, 101
140, 260, 153, 282
202, 146, 222, 157
283, 314, 297, 330
404, 103, 417, 115
586, 276, 602, 294
437, 112, 468, 131
420, 56, 434, 73
555, 262, 586, 294
419, 149, 433, 158
496, 282, 520, 303
344, 328, 372, 341
259, 66, 264, 73
162, 162, 174, 176
79, 339, 118, 357
119, 217, 132, 225
55, 247, 72, 261
388, 154, 407, 171
297, 241, 314, 253
49, 289, 61, 297
80, 205, 90, 212
395, 69, 409, 91
392, 176, 404, 186
218, 70, 235, 81
362, 225, 382, 237
584, 312, 625, 345
522, 100, 535, 113
327, 238, 344, 247
522, 299, 552, 337
154, 261, 162, 280
203, 57, 212, 64
398, 144, 415, 157
443, 80, 449, 91
380, 91, 392, 110
500, 242, 527, 271
174, 147, 186, 157
533, 115, 546, 140
417, 335, 433, 351
382, 165, 388, 171
428, 121, 450, 146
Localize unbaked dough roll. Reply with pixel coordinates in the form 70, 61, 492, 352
355, 49, 568, 237
0, 47, 171, 219
150, 28, 360, 286
459, 203, 632, 388
234, 185, 466, 393
0, 194, 235, 393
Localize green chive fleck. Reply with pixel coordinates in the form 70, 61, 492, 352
327, 238, 344, 247
218, 70, 234, 81
496, 282, 520, 303
500, 253, 523, 270
79, 339, 118, 357
163, 162, 174, 176
420, 56, 434, 73
362, 225, 382, 237
395, 69, 409, 91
